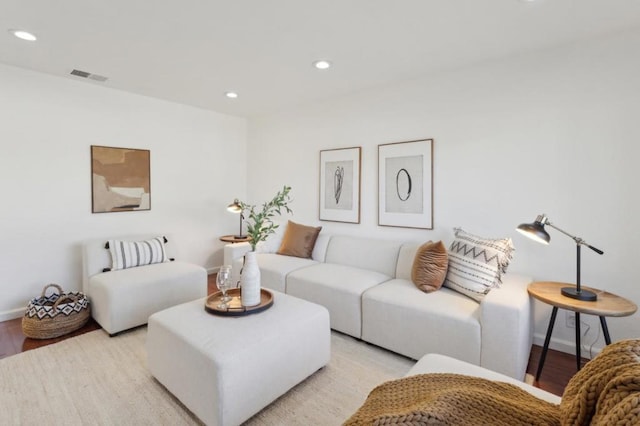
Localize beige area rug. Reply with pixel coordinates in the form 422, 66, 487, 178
0, 327, 414, 425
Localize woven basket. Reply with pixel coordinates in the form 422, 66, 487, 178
22, 284, 91, 339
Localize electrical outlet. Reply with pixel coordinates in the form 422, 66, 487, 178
566, 312, 576, 328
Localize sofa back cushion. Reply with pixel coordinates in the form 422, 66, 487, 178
312, 234, 331, 262
324, 235, 402, 277
256, 221, 287, 253
395, 242, 420, 280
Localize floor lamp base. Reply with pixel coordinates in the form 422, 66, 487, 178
561, 287, 597, 301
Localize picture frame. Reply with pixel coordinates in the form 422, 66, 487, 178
319, 147, 361, 223
378, 139, 433, 229
91, 145, 151, 213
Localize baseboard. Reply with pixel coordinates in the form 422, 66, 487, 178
0, 307, 25, 322
533, 333, 603, 359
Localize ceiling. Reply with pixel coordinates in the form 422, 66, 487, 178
2, 0, 640, 118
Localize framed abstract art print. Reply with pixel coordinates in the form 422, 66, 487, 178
319, 147, 361, 223
378, 139, 433, 229
91, 145, 151, 213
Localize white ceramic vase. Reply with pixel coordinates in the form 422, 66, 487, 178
241, 251, 261, 307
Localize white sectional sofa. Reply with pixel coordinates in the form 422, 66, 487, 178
226, 230, 533, 380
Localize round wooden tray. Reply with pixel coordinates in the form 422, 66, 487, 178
204, 288, 273, 317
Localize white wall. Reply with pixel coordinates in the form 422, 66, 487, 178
0, 63, 247, 320
247, 30, 640, 356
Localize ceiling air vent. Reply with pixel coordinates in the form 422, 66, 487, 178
70, 69, 108, 82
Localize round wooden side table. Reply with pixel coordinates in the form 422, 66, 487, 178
219, 235, 251, 243
528, 281, 637, 380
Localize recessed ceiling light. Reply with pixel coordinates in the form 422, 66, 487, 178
225, 92, 238, 99
313, 60, 332, 70
9, 29, 37, 41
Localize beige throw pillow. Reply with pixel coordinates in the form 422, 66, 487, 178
277, 221, 322, 259
411, 240, 449, 293
443, 227, 514, 302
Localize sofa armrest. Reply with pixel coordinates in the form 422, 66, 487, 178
479, 273, 533, 380
223, 242, 252, 266
224, 242, 252, 284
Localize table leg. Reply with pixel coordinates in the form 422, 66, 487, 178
575, 312, 581, 371
600, 316, 612, 345
536, 306, 558, 381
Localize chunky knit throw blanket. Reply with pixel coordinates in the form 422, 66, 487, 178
560, 338, 640, 425
343, 373, 560, 426
344, 339, 640, 426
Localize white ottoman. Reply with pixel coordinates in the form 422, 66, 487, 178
147, 291, 331, 426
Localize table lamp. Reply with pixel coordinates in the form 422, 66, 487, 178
227, 199, 245, 238
516, 214, 603, 301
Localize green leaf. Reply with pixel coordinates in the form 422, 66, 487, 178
236, 185, 293, 251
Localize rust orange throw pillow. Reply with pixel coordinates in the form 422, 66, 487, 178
411, 240, 449, 293
277, 221, 322, 259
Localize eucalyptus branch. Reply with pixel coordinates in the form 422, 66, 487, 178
239, 186, 293, 251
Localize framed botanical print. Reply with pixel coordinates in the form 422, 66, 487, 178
378, 139, 433, 229
319, 147, 361, 223
91, 145, 151, 213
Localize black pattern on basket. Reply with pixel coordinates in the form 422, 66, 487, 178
25, 285, 90, 319
22, 284, 91, 339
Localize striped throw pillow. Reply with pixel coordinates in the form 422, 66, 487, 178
443, 228, 514, 302
108, 237, 168, 271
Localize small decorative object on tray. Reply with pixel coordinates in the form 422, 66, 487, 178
216, 265, 233, 309
22, 283, 91, 339
205, 288, 273, 317
237, 186, 292, 307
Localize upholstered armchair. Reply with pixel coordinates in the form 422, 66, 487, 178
82, 235, 207, 335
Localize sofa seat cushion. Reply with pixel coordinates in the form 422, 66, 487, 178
286, 263, 392, 338
88, 261, 206, 334
361, 279, 481, 362
255, 253, 319, 293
